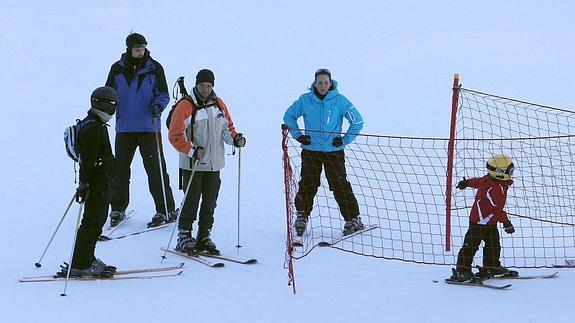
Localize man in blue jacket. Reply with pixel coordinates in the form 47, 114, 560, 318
105, 32, 176, 227
283, 69, 364, 237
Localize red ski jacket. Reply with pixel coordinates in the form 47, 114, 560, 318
467, 175, 513, 225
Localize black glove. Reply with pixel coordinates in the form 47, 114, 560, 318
332, 137, 343, 147
233, 133, 246, 148
456, 177, 469, 190
192, 146, 205, 160
76, 182, 89, 203
296, 135, 311, 145
149, 103, 162, 117
503, 221, 515, 234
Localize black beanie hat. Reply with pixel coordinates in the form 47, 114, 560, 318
196, 69, 215, 86
126, 33, 147, 48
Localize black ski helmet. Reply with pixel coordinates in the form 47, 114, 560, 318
90, 86, 118, 115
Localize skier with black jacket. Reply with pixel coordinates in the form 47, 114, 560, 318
66, 86, 118, 276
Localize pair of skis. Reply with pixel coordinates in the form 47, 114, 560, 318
161, 248, 257, 268
292, 224, 379, 247
445, 271, 559, 289
20, 263, 185, 283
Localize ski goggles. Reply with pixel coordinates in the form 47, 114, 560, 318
486, 162, 515, 176
91, 97, 117, 106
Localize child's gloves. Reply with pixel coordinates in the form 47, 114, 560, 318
456, 177, 468, 190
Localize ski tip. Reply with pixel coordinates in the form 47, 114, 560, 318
317, 241, 330, 247
245, 259, 258, 264
212, 263, 225, 268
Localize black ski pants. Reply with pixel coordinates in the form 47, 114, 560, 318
72, 168, 109, 269
111, 132, 175, 215
295, 149, 359, 221
178, 170, 221, 239
456, 222, 502, 270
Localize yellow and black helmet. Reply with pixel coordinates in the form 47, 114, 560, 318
486, 154, 515, 181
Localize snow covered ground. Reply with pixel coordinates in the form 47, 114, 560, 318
1, 1, 575, 322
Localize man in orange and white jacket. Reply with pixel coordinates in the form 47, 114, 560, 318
168, 69, 246, 255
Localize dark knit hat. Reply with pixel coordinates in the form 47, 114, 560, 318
126, 33, 148, 48
196, 69, 215, 86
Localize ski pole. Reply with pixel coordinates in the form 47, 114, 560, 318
152, 117, 171, 222
161, 158, 199, 261
61, 201, 85, 297
236, 147, 242, 252
35, 193, 76, 268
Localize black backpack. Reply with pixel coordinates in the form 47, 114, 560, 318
166, 76, 189, 129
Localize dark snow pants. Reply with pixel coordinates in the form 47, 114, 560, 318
456, 222, 502, 270
295, 149, 359, 221
110, 132, 175, 215
72, 168, 109, 269
178, 170, 221, 239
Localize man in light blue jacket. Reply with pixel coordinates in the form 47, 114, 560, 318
283, 69, 364, 237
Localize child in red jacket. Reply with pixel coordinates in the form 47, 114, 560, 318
450, 154, 517, 282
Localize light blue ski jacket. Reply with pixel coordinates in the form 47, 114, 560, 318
283, 80, 364, 152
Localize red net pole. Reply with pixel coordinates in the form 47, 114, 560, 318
444, 74, 460, 252
281, 125, 297, 294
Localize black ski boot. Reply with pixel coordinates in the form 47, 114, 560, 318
449, 268, 479, 283
477, 266, 518, 279
294, 215, 308, 237
94, 258, 117, 273
58, 259, 115, 278
196, 231, 220, 256
343, 217, 364, 235
147, 212, 167, 228
109, 210, 126, 227
147, 209, 179, 228
175, 230, 197, 255
167, 208, 180, 222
